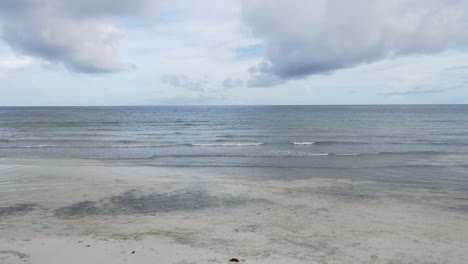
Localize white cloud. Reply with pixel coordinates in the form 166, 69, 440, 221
0, 55, 35, 69
0, 0, 163, 73
222, 77, 244, 88
161, 74, 208, 92
241, 0, 468, 86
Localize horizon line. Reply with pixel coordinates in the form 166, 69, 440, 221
0, 103, 467, 107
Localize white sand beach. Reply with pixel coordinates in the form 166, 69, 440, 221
1, 158, 468, 264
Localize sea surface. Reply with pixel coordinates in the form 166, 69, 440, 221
1, 105, 468, 196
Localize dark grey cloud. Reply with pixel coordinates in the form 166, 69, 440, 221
222, 77, 244, 88
241, 0, 468, 87
161, 74, 207, 92
0, 0, 160, 73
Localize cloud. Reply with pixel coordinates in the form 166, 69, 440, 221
246, 60, 284, 87
446, 65, 468, 71
161, 74, 207, 92
382, 88, 449, 96
381, 80, 467, 96
241, 0, 468, 87
0, 55, 35, 69
62, 0, 156, 17
222, 77, 244, 88
0, 0, 160, 73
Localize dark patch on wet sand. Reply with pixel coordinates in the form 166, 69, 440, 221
0, 250, 29, 259
55, 189, 249, 219
0, 203, 37, 218
54, 201, 101, 219
111, 189, 246, 214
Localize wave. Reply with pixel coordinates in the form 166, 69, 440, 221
149, 153, 331, 159
96, 144, 179, 148
0, 144, 180, 149
134, 163, 466, 169
0, 121, 122, 126
189, 142, 264, 147
147, 151, 465, 159
313, 141, 371, 145
0, 142, 264, 148
0, 138, 17, 142
1, 145, 73, 148
291, 142, 315, 145
328, 151, 464, 156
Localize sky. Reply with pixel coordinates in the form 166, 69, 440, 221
0, 0, 468, 106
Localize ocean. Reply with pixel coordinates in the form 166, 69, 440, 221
1, 105, 468, 263
1, 105, 468, 189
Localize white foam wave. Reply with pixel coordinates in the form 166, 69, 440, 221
101, 144, 177, 148
308, 153, 329, 156
291, 142, 316, 145
19, 145, 71, 148
190, 143, 263, 147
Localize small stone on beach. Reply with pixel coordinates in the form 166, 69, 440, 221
229, 258, 240, 262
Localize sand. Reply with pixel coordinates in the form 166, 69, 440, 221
1, 158, 468, 264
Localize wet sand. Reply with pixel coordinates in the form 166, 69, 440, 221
1, 158, 468, 264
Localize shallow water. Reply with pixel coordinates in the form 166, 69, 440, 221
0, 159, 467, 263
1, 105, 468, 263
